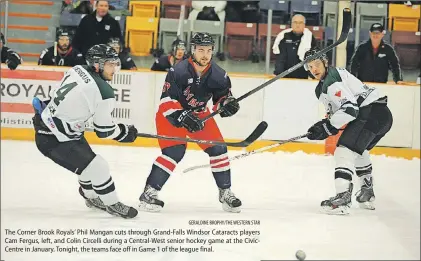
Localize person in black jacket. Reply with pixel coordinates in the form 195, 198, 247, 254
38, 28, 85, 67
350, 23, 403, 84
273, 14, 317, 79
72, 0, 123, 56
0, 32, 22, 70
151, 39, 188, 71
107, 37, 136, 70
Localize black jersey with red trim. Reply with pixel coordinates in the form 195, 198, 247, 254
159, 57, 232, 116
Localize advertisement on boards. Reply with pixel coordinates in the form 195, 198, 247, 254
0, 68, 137, 129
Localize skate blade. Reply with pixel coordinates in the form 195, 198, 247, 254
320, 205, 350, 215
138, 201, 163, 213
222, 202, 241, 213
105, 208, 138, 219
358, 202, 375, 210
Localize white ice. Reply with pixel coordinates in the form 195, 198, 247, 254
1, 140, 420, 261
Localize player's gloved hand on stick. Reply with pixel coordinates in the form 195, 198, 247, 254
167, 109, 204, 133
307, 119, 339, 140
114, 124, 138, 143
219, 97, 240, 118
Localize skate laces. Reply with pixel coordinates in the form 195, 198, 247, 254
221, 189, 237, 203
145, 185, 159, 199
91, 197, 105, 207
329, 191, 351, 203
110, 202, 130, 214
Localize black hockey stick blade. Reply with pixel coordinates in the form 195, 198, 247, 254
201, 8, 352, 123
136, 121, 268, 147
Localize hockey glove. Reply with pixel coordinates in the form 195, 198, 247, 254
219, 97, 240, 118
307, 119, 339, 140
167, 110, 204, 133
6, 51, 21, 70
114, 124, 138, 143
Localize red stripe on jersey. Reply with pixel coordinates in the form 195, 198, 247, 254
160, 98, 183, 113
155, 156, 177, 172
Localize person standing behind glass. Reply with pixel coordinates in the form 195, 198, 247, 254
350, 23, 403, 84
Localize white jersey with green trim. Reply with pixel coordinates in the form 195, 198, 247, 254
41, 65, 122, 142
315, 67, 383, 129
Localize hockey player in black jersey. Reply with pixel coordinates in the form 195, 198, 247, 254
0, 32, 22, 70
107, 37, 137, 70
304, 48, 393, 215
139, 32, 242, 213
32, 44, 138, 219
38, 28, 85, 67
150, 39, 188, 71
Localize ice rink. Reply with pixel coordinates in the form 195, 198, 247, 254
1, 140, 420, 261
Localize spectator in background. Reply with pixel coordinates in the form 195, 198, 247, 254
38, 28, 85, 67
272, 14, 317, 78
350, 23, 403, 84
151, 39, 188, 71
188, 1, 227, 22
0, 32, 22, 70
107, 37, 136, 70
61, 0, 94, 14
72, 0, 123, 56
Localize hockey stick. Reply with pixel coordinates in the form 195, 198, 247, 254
135, 121, 268, 147
182, 133, 309, 173
200, 8, 352, 123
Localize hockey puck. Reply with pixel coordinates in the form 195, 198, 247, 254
296, 250, 306, 260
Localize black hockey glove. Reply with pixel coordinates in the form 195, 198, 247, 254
6, 51, 21, 70
219, 97, 240, 118
307, 119, 339, 140
167, 109, 204, 133
114, 124, 138, 143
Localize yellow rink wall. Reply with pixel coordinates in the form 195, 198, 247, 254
2, 128, 419, 160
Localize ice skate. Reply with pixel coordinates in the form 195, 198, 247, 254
320, 184, 353, 215
355, 177, 375, 210
78, 187, 106, 211
138, 185, 164, 212
219, 188, 242, 213
106, 202, 138, 219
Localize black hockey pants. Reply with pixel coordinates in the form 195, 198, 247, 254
337, 97, 393, 155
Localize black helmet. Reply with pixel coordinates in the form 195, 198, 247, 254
304, 47, 328, 71
171, 38, 186, 54
56, 28, 72, 42
86, 44, 121, 73
190, 32, 214, 48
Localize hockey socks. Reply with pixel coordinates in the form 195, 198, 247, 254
205, 146, 231, 189
80, 155, 118, 205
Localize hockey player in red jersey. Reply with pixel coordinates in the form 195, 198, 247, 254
138, 32, 242, 213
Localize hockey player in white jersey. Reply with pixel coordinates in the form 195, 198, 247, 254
32, 44, 138, 219
303, 48, 393, 215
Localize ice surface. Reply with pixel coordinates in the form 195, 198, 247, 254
1, 140, 420, 261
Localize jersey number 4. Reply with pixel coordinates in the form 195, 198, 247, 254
54, 75, 77, 106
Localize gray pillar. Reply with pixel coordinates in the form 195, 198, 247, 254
265, 9, 273, 74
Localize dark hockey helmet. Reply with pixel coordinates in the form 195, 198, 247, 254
107, 37, 122, 53
304, 47, 328, 71
171, 38, 186, 54
190, 32, 215, 52
86, 44, 121, 74
56, 28, 72, 42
